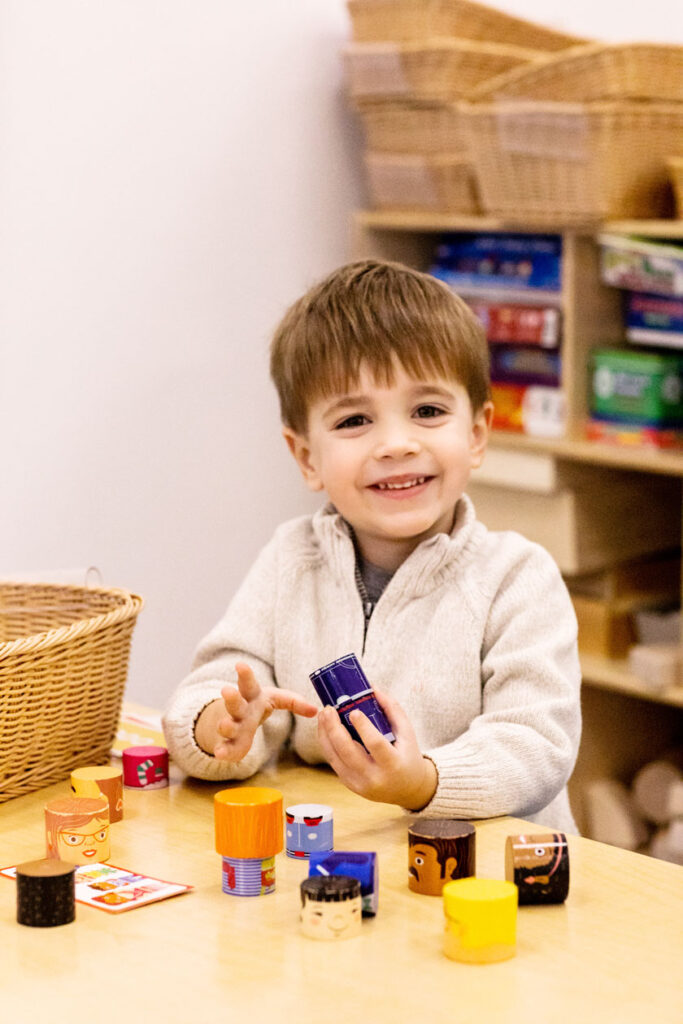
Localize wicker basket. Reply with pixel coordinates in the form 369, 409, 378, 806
364, 150, 481, 212
472, 43, 683, 102
347, 0, 589, 51
668, 158, 683, 218
356, 100, 469, 154
463, 101, 683, 223
345, 39, 542, 103
0, 583, 143, 802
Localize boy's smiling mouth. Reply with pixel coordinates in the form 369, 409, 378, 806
369, 474, 433, 495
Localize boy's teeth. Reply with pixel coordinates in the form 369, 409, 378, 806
376, 477, 426, 490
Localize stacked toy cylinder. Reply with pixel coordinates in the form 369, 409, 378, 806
45, 796, 111, 865
214, 787, 283, 897
70, 765, 124, 822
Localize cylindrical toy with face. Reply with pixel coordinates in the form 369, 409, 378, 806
45, 797, 110, 865
408, 819, 475, 896
505, 832, 569, 905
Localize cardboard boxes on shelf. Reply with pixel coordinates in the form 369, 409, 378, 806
468, 454, 681, 576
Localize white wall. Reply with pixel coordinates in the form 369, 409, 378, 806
1, 1, 680, 709
0, 1, 362, 706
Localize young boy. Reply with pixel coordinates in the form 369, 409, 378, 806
162, 260, 581, 831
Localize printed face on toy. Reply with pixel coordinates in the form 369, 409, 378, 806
286, 814, 333, 857
56, 819, 110, 863
284, 361, 491, 569
300, 895, 362, 940
513, 837, 561, 887
409, 843, 456, 891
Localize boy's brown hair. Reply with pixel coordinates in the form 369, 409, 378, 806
270, 259, 490, 434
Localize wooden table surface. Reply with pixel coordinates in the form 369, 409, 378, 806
1, 755, 682, 1023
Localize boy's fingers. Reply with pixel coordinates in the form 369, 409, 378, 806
348, 709, 392, 765
221, 686, 248, 720
319, 707, 369, 772
373, 689, 411, 744
214, 736, 250, 761
216, 715, 240, 740
317, 713, 362, 786
235, 662, 262, 703
265, 688, 318, 718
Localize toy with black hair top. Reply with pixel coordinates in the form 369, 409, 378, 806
299, 875, 362, 941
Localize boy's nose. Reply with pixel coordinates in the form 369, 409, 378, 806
373, 424, 420, 459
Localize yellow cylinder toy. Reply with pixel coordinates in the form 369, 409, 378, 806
70, 765, 124, 822
442, 878, 518, 964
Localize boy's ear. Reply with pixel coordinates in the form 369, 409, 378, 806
282, 428, 325, 492
469, 400, 494, 469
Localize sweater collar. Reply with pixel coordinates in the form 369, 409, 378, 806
311, 493, 482, 596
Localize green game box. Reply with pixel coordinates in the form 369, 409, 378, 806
589, 347, 683, 428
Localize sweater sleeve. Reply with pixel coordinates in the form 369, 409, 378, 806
161, 534, 291, 781
421, 542, 581, 823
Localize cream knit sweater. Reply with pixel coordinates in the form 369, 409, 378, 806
162, 495, 581, 832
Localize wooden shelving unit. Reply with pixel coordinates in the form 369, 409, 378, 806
352, 210, 683, 829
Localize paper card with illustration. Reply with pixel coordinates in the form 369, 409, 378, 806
1, 863, 192, 913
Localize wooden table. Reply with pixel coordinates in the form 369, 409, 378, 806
1, 756, 682, 1023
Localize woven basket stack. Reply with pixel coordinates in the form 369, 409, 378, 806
466, 41, 683, 222
345, 0, 588, 214
346, 1, 683, 222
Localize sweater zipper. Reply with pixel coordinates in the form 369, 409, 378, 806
354, 561, 374, 654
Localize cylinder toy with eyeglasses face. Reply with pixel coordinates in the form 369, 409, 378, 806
45, 796, 111, 865
505, 832, 569, 905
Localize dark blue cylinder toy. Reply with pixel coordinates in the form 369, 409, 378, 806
309, 653, 395, 747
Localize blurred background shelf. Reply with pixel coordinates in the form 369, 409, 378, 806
581, 653, 683, 708
352, 208, 683, 837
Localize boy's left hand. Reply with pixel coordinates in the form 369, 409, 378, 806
317, 690, 437, 811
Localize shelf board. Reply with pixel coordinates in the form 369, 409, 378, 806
451, 284, 562, 306
357, 211, 683, 240
580, 653, 683, 709
355, 210, 592, 233
602, 220, 683, 240
489, 429, 683, 477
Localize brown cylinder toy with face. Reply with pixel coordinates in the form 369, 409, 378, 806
505, 832, 569, 905
408, 819, 476, 896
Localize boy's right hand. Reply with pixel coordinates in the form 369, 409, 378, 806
194, 662, 318, 761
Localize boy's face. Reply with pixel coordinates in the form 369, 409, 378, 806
283, 362, 492, 570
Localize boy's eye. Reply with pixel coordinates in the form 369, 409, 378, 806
415, 404, 445, 419
334, 414, 368, 430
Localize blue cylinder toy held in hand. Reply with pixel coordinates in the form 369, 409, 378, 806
309, 653, 395, 747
